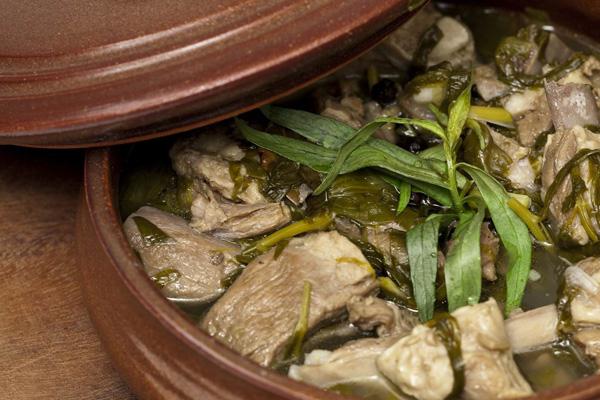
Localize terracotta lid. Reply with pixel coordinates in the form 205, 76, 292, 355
0, 0, 426, 148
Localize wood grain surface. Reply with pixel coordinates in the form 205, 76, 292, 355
0, 146, 134, 399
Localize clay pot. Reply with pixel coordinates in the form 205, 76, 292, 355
77, 1, 600, 399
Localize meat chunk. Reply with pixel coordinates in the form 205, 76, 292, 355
320, 96, 365, 129
427, 17, 476, 69
502, 88, 553, 147
377, 324, 454, 400
189, 183, 291, 239
545, 81, 600, 130
376, 299, 532, 400
170, 131, 267, 204
201, 231, 378, 366
574, 328, 600, 366
383, 4, 442, 68
564, 258, 600, 365
541, 126, 600, 245
505, 305, 559, 353
347, 296, 418, 337
123, 206, 240, 302
365, 227, 409, 267
289, 336, 404, 398
565, 257, 600, 326
480, 222, 500, 281
544, 33, 573, 65
473, 64, 509, 102
489, 127, 537, 192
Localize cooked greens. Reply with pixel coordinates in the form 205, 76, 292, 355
120, 3, 600, 399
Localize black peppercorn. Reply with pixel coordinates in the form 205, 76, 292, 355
371, 78, 398, 105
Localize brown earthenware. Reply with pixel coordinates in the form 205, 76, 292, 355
77, 147, 600, 400
77, 1, 600, 399
0, 0, 423, 148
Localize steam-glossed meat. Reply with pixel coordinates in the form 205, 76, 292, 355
123, 206, 240, 302
202, 231, 378, 366
289, 336, 405, 398
376, 299, 532, 400
189, 182, 291, 240
170, 130, 267, 204
541, 126, 600, 245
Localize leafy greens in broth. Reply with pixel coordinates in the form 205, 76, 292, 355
120, 3, 600, 399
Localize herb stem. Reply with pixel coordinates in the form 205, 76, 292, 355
507, 197, 552, 244
444, 142, 463, 210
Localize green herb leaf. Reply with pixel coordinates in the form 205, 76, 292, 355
444, 204, 485, 312
133, 216, 172, 246
238, 119, 451, 189
447, 83, 472, 146
314, 116, 446, 195
261, 105, 352, 149
459, 164, 532, 314
236, 118, 334, 172
314, 119, 391, 195
396, 181, 412, 215
407, 215, 443, 321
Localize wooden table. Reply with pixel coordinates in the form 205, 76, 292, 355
0, 146, 134, 399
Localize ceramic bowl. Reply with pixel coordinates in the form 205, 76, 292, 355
78, 1, 600, 398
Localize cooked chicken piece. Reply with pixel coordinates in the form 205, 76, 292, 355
289, 336, 406, 399
574, 328, 600, 366
427, 17, 476, 69
565, 258, 600, 326
541, 126, 600, 246
321, 96, 365, 129
544, 33, 573, 65
347, 296, 418, 337
564, 258, 600, 365
545, 81, 600, 130
376, 299, 533, 400
489, 127, 537, 192
170, 131, 267, 204
383, 4, 442, 68
502, 88, 553, 147
505, 305, 559, 353
582, 57, 600, 108
473, 64, 510, 102
377, 323, 454, 400
123, 206, 240, 302
364, 227, 409, 268
189, 183, 291, 239
480, 222, 500, 281
202, 231, 379, 366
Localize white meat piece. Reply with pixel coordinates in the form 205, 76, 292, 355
565, 258, 600, 326
505, 305, 559, 353
123, 206, 240, 302
489, 128, 537, 192
473, 64, 509, 101
202, 231, 378, 366
427, 17, 476, 69
383, 4, 442, 68
502, 88, 553, 147
545, 81, 600, 129
170, 132, 267, 204
377, 324, 454, 400
289, 336, 406, 399
189, 184, 291, 239
377, 299, 532, 400
541, 127, 600, 245
320, 96, 365, 129
347, 296, 418, 337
